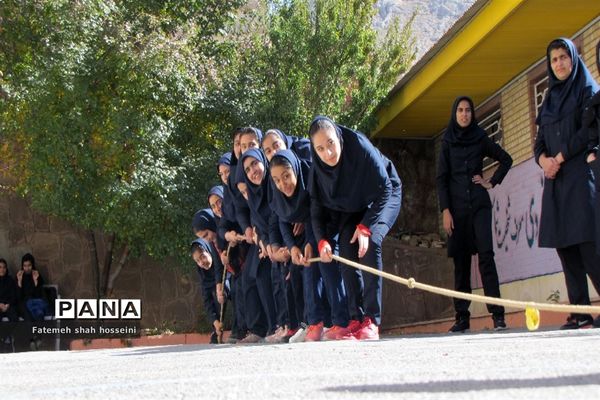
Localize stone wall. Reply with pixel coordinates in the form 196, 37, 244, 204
381, 237, 454, 329
1, 191, 455, 334
0, 191, 206, 333
373, 138, 439, 236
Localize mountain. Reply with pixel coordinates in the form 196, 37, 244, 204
374, 0, 476, 60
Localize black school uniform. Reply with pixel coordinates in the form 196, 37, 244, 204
534, 38, 600, 319
436, 96, 512, 320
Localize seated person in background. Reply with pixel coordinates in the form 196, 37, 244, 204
16, 253, 49, 322
0, 258, 19, 322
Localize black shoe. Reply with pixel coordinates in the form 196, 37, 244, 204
448, 318, 469, 333
492, 315, 507, 331
560, 315, 593, 330
1, 336, 13, 353
209, 332, 219, 344
593, 316, 600, 328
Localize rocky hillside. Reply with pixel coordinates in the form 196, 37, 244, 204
375, 0, 476, 60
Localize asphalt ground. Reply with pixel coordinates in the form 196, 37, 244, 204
1, 328, 599, 400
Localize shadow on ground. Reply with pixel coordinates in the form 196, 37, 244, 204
325, 372, 600, 393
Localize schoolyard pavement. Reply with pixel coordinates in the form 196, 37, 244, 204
1, 328, 599, 400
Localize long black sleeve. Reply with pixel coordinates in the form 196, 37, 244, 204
279, 221, 296, 250
583, 95, 599, 155
436, 141, 452, 212
560, 90, 595, 161
235, 204, 251, 232
483, 136, 513, 187
201, 287, 219, 324
310, 193, 327, 243
197, 269, 219, 324
533, 127, 547, 166
0, 276, 18, 306
19, 274, 45, 301
591, 114, 600, 155
560, 123, 593, 162
211, 244, 225, 287
358, 149, 393, 229
268, 213, 282, 247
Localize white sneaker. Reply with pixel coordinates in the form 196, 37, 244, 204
288, 325, 308, 343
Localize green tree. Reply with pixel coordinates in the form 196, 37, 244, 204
201, 0, 416, 136
0, 0, 242, 295
0, 0, 415, 298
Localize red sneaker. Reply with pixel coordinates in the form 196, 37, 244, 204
355, 317, 379, 340
347, 319, 362, 335
286, 328, 298, 338
321, 324, 356, 341
304, 322, 324, 342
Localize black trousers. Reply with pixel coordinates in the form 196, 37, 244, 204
286, 263, 304, 329
231, 273, 246, 336
270, 260, 290, 329
452, 207, 504, 319
242, 245, 269, 337
254, 252, 277, 334
556, 242, 600, 319
338, 212, 388, 326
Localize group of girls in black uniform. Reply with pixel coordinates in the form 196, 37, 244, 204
190, 37, 600, 343
191, 119, 402, 343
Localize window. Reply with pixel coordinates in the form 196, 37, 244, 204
533, 75, 549, 119
477, 97, 502, 170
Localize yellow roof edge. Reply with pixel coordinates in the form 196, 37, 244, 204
372, 0, 527, 138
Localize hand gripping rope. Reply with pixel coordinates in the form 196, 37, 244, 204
309, 255, 600, 331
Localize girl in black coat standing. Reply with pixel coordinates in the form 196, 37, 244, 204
436, 96, 513, 333
534, 38, 600, 329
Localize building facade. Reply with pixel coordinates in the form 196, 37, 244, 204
375, 1, 600, 321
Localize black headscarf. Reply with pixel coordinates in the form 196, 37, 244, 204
0, 261, 17, 305
191, 237, 212, 254
191, 238, 217, 288
263, 129, 312, 161
230, 130, 241, 166
308, 116, 389, 213
443, 96, 486, 145
231, 127, 264, 205
192, 208, 217, 233
216, 152, 236, 221
207, 185, 224, 221
244, 126, 263, 146
239, 148, 271, 235
229, 126, 262, 165
537, 38, 599, 126
19, 254, 45, 300
263, 129, 295, 149
207, 185, 224, 204
225, 157, 249, 213
217, 152, 231, 170
270, 149, 311, 223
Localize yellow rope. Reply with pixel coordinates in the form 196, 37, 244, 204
308, 255, 600, 314
217, 244, 231, 344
